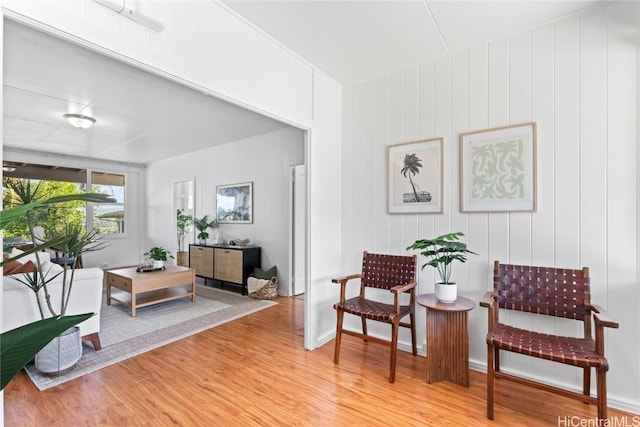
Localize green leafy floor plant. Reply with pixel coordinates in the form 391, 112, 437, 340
1, 178, 115, 389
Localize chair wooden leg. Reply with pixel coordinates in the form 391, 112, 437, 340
494, 347, 500, 373
409, 312, 417, 355
389, 321, 399, 383
361, 317, 368, 342
582, 367, 592, 403
487, 343, 495, 420
334, 310, 344, 364
597, 368, 607, 421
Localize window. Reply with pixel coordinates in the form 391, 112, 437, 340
91, 171, 126, 234
2, 161, 126, 238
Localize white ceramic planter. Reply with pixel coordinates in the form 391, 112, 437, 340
153, 260, 164, 269
435, 282, 457, 303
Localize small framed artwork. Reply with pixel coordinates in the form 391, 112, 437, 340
460, 122, 537, 212
388, 137, 444, 214
216, 182, 253, 223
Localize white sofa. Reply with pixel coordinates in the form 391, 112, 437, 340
2, 266, 104, 350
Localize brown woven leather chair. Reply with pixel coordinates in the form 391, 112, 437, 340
481, 261, 618, 421
332, 251, 417, 383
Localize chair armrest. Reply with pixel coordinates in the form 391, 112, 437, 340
587, 304, 619, 329
390, 280, 416, 294
480, 291, 496, 308
481, 291, 498, 331
332, 273, 362, 303
331, 273, 362, 284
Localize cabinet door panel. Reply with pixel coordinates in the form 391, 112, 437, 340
190, 246, 214, 278
214, 249, 243, 284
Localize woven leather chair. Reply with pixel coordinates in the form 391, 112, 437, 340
332, 251, 417, 383
481, 261, 618, 420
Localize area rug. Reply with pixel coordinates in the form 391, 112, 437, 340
24, 285, 277, 390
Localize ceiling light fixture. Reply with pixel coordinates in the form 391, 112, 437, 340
63, 113, 96, 129
2, 165, 16, 172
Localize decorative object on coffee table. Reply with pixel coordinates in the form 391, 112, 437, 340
144, 246, 174, 269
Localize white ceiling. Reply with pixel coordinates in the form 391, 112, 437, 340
3, 1, 605, 165
223, 0, 605, 84
2, 20, 290, 166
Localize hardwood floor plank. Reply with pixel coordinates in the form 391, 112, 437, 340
4, 295, 634, 426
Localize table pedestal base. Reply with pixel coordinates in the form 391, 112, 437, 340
426, 309, 470, 386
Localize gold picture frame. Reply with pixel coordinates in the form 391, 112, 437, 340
460, 122, 537, 212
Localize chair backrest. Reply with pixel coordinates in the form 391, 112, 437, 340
493, 261, 591, 321
361, 251, 416, 291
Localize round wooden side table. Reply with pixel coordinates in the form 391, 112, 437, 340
416, 293, 476, 387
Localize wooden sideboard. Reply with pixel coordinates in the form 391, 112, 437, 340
189, 244, 261, 295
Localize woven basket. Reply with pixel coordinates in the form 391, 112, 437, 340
248, 277, 278, 300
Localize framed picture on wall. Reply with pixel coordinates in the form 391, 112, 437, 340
388, 137, 444, 214
460, 122, 537, 212
216, 182, 253, 223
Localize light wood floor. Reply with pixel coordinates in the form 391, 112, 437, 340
4, 294, 634, 426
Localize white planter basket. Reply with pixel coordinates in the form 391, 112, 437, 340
35, 326, 83, 375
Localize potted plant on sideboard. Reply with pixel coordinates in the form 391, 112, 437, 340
193, 215, 219, 245
176, 209, 193, 266
406, 232, 477, 303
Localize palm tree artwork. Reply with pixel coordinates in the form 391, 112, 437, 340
401, 153, 431, 203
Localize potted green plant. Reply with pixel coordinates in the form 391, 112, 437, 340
144, 246, 174, 269
0, 178, 115, 387
406, 232, 477, 303
176, 209, 193, 266
193, 215, 219, 245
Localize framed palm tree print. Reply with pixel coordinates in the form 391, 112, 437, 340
388, 138, 443, 214
460, 122, 536, 212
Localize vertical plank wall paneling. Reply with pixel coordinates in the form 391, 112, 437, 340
341, 1, 638, 411
605, 1, 640, 407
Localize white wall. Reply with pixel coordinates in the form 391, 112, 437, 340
146, 127, 304, 293
342, 1, 639, 413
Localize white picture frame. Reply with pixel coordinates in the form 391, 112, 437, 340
216, 182, 253, 223
388, 138, 444, 214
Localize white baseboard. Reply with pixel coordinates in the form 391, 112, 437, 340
469, 358, 640, 416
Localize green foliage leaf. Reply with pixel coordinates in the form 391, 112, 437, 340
406, 232, 477, 283
0, 313, 93, 390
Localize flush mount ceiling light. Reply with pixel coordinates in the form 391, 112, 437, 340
2, 165, 16, 172
63, 113, 96, 129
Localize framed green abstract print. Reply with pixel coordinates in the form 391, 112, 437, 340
460, 122, 537, 212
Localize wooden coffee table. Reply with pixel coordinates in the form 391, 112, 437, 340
105, 265, 196, 317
